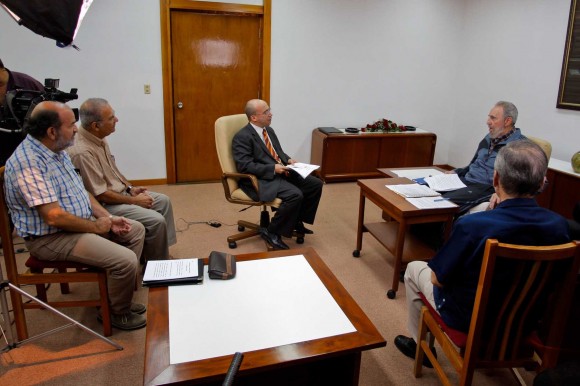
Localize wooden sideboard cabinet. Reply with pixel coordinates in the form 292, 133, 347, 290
535, 158, 580, 218
310, 128, 437, 182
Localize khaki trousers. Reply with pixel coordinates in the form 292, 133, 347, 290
404, 261, 438, 341
105, 191, 176, 262
25, 220, 145, 314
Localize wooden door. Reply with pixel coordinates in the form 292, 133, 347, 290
171, 11, 262, 182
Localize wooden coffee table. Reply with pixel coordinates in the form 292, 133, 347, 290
353, 178, 458, 299
143, 247, 386, 385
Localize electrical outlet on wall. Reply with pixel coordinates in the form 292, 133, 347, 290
144, 84, 151, 94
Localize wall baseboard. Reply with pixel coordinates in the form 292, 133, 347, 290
129, 178, 167, 186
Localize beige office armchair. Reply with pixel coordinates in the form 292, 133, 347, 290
468, 136, 552, 214
215, 114, 305, 249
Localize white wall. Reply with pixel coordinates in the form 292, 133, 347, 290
1, 0, 165, 179
270, 0, 463, 164
451, 0, 578, 166
1, 0, 578, 179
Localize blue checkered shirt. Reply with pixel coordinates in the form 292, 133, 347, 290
4, 135, 93, 237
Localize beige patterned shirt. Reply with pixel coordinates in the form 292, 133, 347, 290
67, 126, 130, 197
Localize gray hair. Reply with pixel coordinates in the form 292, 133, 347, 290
495, 101, 518, 125
494, 139, 547, 196
80, 98, 110, 128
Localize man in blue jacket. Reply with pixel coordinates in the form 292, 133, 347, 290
395, 139, 570, 367
443, 101, 525, 214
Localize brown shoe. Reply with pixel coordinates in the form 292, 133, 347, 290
98, 310, 146, 330
130, 302, 146, 315
110, 312, 146, 330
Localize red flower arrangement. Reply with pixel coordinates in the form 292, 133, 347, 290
361, 118, 407, 133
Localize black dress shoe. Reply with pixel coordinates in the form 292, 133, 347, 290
394, 335, 436, 368
260, 229, 290, 250
295, 221, 313, 235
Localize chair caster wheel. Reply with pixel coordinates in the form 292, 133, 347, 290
228, 241, 237, 249
353, 250, 360, 257
387, 290, 396, 299
296, 237, 304, 244
238, 225, 245, 232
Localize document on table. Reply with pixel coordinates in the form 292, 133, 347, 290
424, 174, 466, 192
142, 258, 203, 286
391, 168, 444, 180
287, 162, 320, 178
386, 183, 440, 198
406, 197, 458, 209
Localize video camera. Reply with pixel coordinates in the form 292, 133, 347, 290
0, 78, 78, 134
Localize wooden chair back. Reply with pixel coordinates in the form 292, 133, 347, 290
0, 166, 112, 339
415, 238, 580, 385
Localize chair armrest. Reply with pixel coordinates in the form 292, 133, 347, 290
221, 172, 261, 204
222, 172, 259, 191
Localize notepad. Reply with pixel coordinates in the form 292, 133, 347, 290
142, 258, 204, 287
386, 184, 441, 198
406, 197, 458, 209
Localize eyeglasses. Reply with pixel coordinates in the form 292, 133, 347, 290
97, 114, 116, 123
256, 108, 271, 116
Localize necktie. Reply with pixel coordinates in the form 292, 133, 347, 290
263, 128, 282, 164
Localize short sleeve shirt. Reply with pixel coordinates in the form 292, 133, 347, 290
4, 135, 92, 237
67, 126, 129, 197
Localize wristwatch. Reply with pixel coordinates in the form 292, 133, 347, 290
125, 185, 133, 194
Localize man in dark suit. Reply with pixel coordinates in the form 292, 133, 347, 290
232, 99, 323, 250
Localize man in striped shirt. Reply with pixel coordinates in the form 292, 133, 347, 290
4, 101, 147, 330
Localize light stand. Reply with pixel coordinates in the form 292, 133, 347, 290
0, 263, 122, 352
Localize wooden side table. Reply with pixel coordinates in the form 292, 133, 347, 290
354, 178, 458, 299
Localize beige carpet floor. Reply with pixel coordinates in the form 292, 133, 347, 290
0, 181, 535, 385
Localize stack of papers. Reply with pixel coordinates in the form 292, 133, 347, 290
287, 162, 320, 178
386, 183, 458, 209
143, 258, 204, 287
423, 174, 466, 192
406, 197, 457, 209
386, 184, 440, 198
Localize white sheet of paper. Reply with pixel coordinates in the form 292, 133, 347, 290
424, 174, 467, 192
406, 196, 458, 209
389, 168, 444, 180
142, 259, 199, 282
386, 183, 440, 198
287, 162, 320, 178
168, 255, 356, 364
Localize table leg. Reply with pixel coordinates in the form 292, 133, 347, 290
353, 190, 366, 258
443, 217, 454, 241
387, 220, 408, 299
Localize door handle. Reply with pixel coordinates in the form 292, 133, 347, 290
177, 101, 183, 109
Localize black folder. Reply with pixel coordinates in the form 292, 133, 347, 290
142, 258, 204, 287
318, 127, 342, 134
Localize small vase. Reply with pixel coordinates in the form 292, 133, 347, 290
572, 151, 580, 173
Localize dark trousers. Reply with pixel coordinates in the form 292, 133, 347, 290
268, 174, 323, 237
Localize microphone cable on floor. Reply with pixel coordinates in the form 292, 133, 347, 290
175, 218, 238, 233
